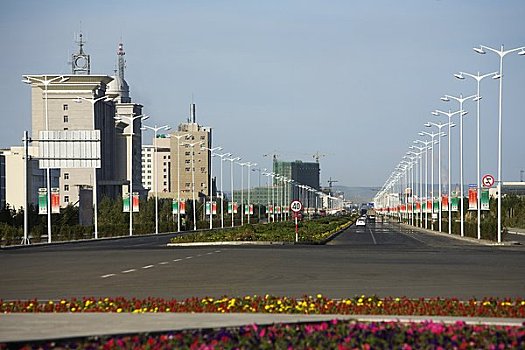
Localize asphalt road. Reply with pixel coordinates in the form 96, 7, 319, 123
1, 221, 524, 300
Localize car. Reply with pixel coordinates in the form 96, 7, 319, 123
356, 218, 366, 226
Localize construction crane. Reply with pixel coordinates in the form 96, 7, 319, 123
312, 151, 326, 163
327, 177, 338, 194
263, 151, 279, 162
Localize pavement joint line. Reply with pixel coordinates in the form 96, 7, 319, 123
368, 226, 377, 245
142, 265, 154, 269
121, 269, 136, 274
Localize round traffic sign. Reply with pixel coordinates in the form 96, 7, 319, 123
290, 200, 303, 213
482, 174, 495, 188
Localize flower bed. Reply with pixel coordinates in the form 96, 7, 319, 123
4, 320, 524, 349
2, 295, 524, 318
169, 216, 355, 244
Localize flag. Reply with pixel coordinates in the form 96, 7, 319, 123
233, 202, 238, 214
132, 192, 139, 212
212, 202, 217, 215
481, 188, 490, 210
468, 185, 477, 210
206, 202, 211, 215
451, 192, 459, 212
227, 202, 232, 214
51, 188, 60, 214
39, 188, 48, 215
180, 201, 186, 215
172, 199, 178, 214
442, 195, 449, 211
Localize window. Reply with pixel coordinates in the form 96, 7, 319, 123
163, 182, 167, 186
167, 155, 170, 159
64, 173, 69, 180
185, 167, 190, 171
185, 182, 191, 187
200, 167, 206, 172
63, 104, 68, 111
200, 136, 205, 140
185, 160, 191, 164
185, 152, 190, 156
63, 127, 68, 130
63, 115, 69, 123
64, 196, 69, 203
163, 175, 167, 179
64, 184, 69, 192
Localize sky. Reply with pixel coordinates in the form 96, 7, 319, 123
1, 0, 524, 191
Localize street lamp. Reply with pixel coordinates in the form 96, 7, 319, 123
182, 141, 204, 231
441, 93, 476, 237
473, 44, 525, 243
215, 152, 232, 228
74, 94, 113, 239
114, 114, 149, 237
201, 146, 223, 229
424, 122, 451, 232
419, 130, 445, 230
172, 133, 191, 232
454, 71, 498, 240
23, 75, 69, 243
245, 162, 257, 224
432, 109, 463, 235
141, 124, 171, 235
225, 156, 241, 227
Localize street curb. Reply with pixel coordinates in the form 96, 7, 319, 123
167, 241, 292, 247
397, 222, 519, 246
1, 313, 524, 343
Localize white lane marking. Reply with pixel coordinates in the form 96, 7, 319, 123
173, 258, 182, 262
159, 262, 169, 265
368, 226, 377, 245
101, 274, 115, 278
185, 256, 193, 259
214, 250, 221, 253
122, 269, 136, 274
206, 252, 213, 255
142, 265, 154, 269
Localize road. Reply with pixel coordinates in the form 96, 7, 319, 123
1, 221, 524, 300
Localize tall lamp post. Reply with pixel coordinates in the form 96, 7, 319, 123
424, 122, 450, 232
225, 156, 241, 227
114, 114, 149, 237
74, 94, 113, 239
141, 124, 171, 235
215, 152, 231, 228
473, 44, 525, 243
245, 162, 257, 223
441, 93, 477, 237
454, 70, 498, 240
202, 146, 223, 229
183, 141, 204, 231
419, 130, 444, 231
23, 75, 69, 243
432, 109, 462, 235
172, 133, 190, 232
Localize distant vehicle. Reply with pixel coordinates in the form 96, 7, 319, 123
366, 209, 376, 222
356, 218, 366, 226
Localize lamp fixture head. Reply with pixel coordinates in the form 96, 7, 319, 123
473, 47, 486, 54
454, 73, 464, 80
440, 96, 450, 102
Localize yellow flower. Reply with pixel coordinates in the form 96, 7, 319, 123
117, 308, 122, 313
316, 294, 323, 299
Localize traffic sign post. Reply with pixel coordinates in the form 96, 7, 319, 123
482, 174, 495, 188
290, 200, 303, 243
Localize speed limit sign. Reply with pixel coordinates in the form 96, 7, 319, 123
482, 174, 495, 188
290, 200, 303, 213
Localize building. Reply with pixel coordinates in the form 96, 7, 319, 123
169, 104, 212, 200
0, 146, 59, 210
273, 159, 320, 199
25, 37, 145, 208
142, 136, 171, 195
0, 153, 5, 209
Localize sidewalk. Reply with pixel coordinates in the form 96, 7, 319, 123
2, 313, 524, 343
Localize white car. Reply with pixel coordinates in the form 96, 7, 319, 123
356, 218, 366, 226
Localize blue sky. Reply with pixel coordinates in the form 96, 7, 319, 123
1, 0, 524, 189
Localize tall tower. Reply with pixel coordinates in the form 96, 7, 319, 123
71, 33, 91, 75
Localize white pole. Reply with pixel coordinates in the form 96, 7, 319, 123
191, 144, 196, 231
23, 131, 29, 245
220, 157, 224, 228
154, 129, 159, 234
177, 137, 181, 232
